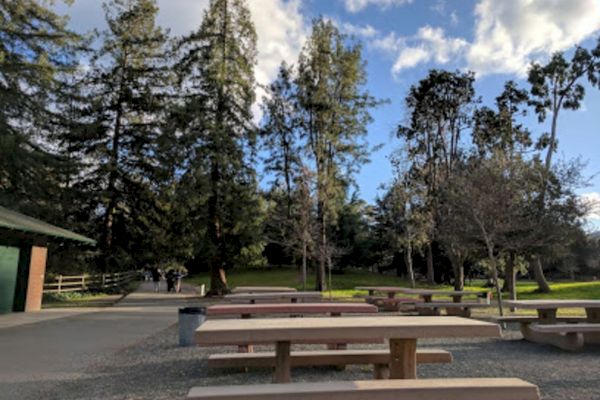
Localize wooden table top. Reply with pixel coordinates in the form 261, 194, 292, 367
195, 316, 501, 345
224, 292, 322, 300
504, 300, 600, 309
231, 286, 297, 294
207, 302, 378, 316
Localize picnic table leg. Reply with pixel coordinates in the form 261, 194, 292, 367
584, 307, 600, 344
273, 341, 292, 383
446, 295, 464, 316
538, 309, 557, 323
237, 314, 254, 353
388, 338, 417, 379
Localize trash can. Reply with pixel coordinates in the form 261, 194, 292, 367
178, 306, 206, 347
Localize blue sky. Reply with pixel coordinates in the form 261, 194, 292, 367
56, 0, 600, 228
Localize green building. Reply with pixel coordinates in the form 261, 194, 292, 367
0, 206, 95, 313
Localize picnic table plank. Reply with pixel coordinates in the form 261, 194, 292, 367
188, 378, 541, 400
196, 316, 501, 383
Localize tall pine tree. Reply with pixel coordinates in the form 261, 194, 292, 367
176, 0, 264, 295
60, 0, 172, 270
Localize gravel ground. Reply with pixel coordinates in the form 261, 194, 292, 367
37, 321, 600, 400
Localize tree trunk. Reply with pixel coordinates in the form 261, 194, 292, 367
451, 255, 464, 291
485, 245, 504, 316
207, 159, 228, 296
503, 252, 517, 300
315, 201, 326, 291
533, 256, 551, 293
404, 245, 415, 288
301, 239, 307, 291
426, 242, 435, 284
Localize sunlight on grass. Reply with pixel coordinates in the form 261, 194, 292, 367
188, 267, 600, 300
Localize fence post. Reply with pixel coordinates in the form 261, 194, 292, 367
101, 273, 106, 289
81, 275, 86, 290
58, 275, 63, 294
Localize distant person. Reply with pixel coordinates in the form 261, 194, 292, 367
150, 266, 161, 292
174, 269, 187, 293
166, 269, 176, 293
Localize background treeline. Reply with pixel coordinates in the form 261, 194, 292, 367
1, 0, 600, 295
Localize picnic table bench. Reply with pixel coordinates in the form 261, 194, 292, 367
195, 315, 501, 383
224, 292, 322, 304
208, 348, 452, 378
188, 377, 540, 400
231, 286, 297, 294
503, 300, 600, 351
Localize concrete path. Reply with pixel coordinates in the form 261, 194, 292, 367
0, 282, 200, 400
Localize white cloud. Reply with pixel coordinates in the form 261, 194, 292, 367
467, 0, 600, 76
582, 192, 600, 220
370, 0, 600, 79
374, 26, 468, 76
341, 22, 379, 38
344, 0, 413, 13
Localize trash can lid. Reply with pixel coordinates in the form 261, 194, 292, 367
179, 306, 206, 314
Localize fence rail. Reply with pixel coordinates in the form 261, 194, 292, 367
43, 271, 139, 294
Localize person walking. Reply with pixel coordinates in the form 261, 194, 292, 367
150, 266, 161, 293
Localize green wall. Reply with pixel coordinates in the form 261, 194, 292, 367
0, 246, 20, 313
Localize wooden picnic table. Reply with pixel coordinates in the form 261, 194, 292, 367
356, 286, 490, 315
195, 315, 501, 383
207, 302, 379, 353
402, 288, 490, 303
355, 286, 489, 302
503, 300, 600, 350
231, 286, 297, 294
224, 291, 322, 304
355, 286, 413, 299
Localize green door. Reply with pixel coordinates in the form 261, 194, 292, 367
0, 246, 20, 313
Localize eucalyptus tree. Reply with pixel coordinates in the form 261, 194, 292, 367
0, 0, 82, 216
398, 70, 476, 285
175, 0, 263, 294
472, 81, 532, 294
295, 18, 380, 290
527, 43, 599, 291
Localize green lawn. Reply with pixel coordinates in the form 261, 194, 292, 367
187, 267, 600, 300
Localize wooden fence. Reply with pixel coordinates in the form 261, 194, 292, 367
43, 271, 139, 294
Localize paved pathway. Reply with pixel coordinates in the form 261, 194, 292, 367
0, 282, 200, 400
